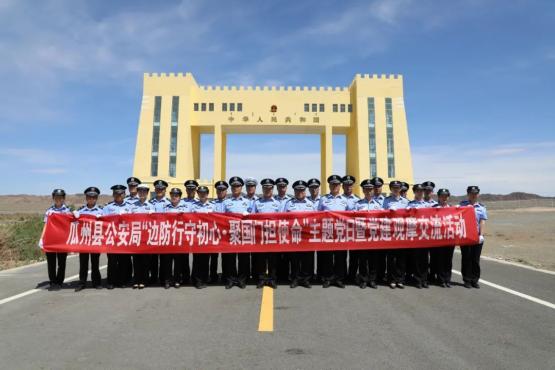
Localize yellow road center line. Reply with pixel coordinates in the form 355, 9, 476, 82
258, 286, 274, 332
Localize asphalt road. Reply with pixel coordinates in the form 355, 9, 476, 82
0, 253, 553, 370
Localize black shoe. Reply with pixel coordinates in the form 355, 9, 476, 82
396, 283, 405, 289
269, 280, 278, 289
415, 283, 422, 289
107, 284, 114, 290
335, 281, 345, 289
195, 283, 207, 289
300, 281, 311, 289
464, 282, 472, 289
445, 282, 451, 288
390, 282, 396, 289
422, 282, 429, 289
132, 284, 139, 289
225, 281, 234, 290
174, 282, 180, 289
74, 283, 85, 292
290, 280, 299, 288
369, 281, 378, 289
256, 281, 265, 289
359, 282, 367, 289
93, 285, 102, 290
239, 281, 246, 289
471, 282, 480, 289
322, 280, 331, 288
440, 282, 447, 288
164, 282, 171, 289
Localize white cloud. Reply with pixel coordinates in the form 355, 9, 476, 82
412, 141, 555, 196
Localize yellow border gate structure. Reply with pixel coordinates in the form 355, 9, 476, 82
132, 73, 413, 196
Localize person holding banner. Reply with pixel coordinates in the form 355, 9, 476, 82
383, 180, 409, 289
370, 177, 387, 283
343, 175, 362, 285
354, 179, 382, 289
223, 176, 251, 289
74, 187, 103, 291
306, 178, 322, 279
433, 188, 455, 287
210, 180, 229, 284
130, 184, 155, 289
103, 185, 131, 289
275, 177, 292, 284
318, 174, 351, 288
43, 189, 71, 290
284, 180, 316, 288
422, 180, 438, 283
252, 178, 281, 289
400, 182, 410, 200
460, 186, 488, 289
183, 180, 199, 206
148, 179, 170, 285
191, 186, 216, 289
163, 188, 193, 289
407, 184, 430, 289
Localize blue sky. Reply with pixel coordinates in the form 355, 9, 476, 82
0, 0, 554, 195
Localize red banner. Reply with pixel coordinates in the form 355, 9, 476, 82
41, 207, 478, 254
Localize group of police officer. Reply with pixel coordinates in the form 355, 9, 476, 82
43, 175, 487, 292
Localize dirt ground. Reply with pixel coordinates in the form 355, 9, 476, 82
482, 207, 555, 271
0, 196, 553, 271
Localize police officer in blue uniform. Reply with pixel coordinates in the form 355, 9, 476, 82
421, 180, 439, 282
222, 176, 251, 289
400, 182, 410, 200
210, 180, 229, 284
103, 185, 131, 289
285, 180, 316, 288
370, 177, 387, 283
130, 184, 155, 289
383, 180, 409, 289
407, 184, 430, 288
183, 180, 199, 205
318, 174, 351, 288
244, 177, 259, 210
433, 188, 455, 287
275, 177, 292, 283
74, 186, 103, 291
460, 186, 488, 288
422, 181, 438, 206
354, 179, 382, 289
124, 177, 141, 206
191, 185, 216, 289
343, 175, 361, 284
163, 188, 193, 289
43, 189, 71, 290
148, 179, 170, 284
307, 178, 322, 279
252, 178, 281, 289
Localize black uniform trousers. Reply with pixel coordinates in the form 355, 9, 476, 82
192, 254, 210, 285
358, 250, 378, 283
429, 248, 440, 282
277, 252, 292, 282
132, 254, 149, 285
376, 249, 388, 282
107, 254, 124, 286
178, 254, 190, 284
347, 250, 361, 283
460, 243, 483, 284
78, 253, 101, 286
291, 252, 314, 284
436, 246, 455, 284
222, 253, 251, 284
387, 249, 407, 284
411, 248, 429, 285
161, 254, 183, 283
119, 255, 132, 285
46, 252, 67, 285
319, 250, 347, 283
209, 253, 219, 283
252, 252, 278, 282
148, 254, 159, 284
